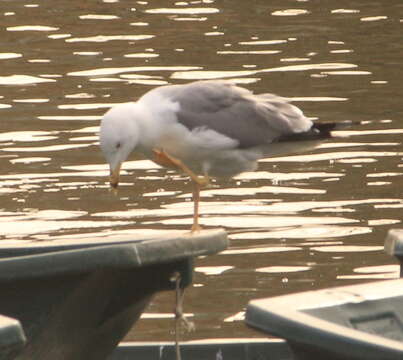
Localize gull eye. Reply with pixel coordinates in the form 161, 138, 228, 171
116, 142, 121, 149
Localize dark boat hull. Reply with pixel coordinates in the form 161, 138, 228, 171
0, 230, 228, 360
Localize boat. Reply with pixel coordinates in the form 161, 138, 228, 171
0, 229, 228, 360
0, 314, 25, 359
246, 278, 403, 360
245, 228, 403, 360
108, 228, 403, 360
2, 228, 403, 360
109, 338, 293, 359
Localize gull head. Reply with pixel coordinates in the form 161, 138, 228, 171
100, 103, 139, 189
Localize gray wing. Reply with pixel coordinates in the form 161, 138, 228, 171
155, 80, 314, 149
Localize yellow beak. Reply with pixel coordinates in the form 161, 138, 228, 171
109, 163, 121, 189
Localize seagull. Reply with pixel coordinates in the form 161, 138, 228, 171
100, 80, 355, 231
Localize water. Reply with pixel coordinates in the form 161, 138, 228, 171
0, 0, 402, 341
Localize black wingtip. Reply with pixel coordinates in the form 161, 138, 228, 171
313, 120, 361, 136
276, 120, 362, 143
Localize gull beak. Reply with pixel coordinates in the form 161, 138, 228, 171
109, 163, 121, 189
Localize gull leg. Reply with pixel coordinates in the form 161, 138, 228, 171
152, 149, 210, 231
191, 174, 210, 232
152, 149, 209, 186
191, 181, 202, 232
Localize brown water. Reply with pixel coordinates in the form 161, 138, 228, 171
0, 0, 402, 341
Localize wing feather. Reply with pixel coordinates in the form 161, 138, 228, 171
147, 80, 313, 149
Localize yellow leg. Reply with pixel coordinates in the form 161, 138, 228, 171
191, 181, 202, 232
152, 149, 210, 231
152, 149, 209, 186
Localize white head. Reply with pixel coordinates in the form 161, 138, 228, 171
100, 102, 140, 188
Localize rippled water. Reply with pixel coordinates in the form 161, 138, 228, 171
0, 0, 402, 341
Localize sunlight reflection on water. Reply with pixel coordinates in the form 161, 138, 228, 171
0, 0, 402, 341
